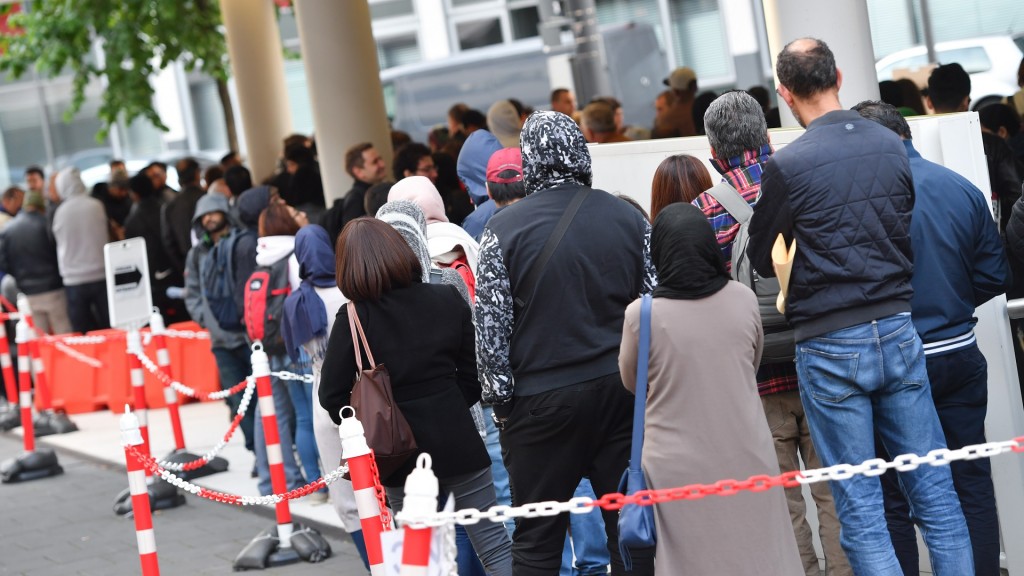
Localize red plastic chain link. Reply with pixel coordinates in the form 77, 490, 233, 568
0, 295, 17, 313
587, 469, 804, 511
125, 445, 330, 504
369, 450, 393, 530
1013, 436, 1024, 453
143, 358, 249, 401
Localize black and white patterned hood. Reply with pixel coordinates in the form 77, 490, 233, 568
521, 110, 592, 196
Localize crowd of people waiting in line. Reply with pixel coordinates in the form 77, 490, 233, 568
1, 41, 1024, 576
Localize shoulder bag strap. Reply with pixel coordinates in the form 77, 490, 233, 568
513, 188, 588, 312
347, 301, 376, 370
629, 294, 653, 472
704, 181, 753, 224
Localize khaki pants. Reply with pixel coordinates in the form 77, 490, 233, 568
762, 389, 852, 576
26, 289, 73, 336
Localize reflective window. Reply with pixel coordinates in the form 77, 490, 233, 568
457, 18, 504, 50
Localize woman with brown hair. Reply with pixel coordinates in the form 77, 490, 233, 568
649, 154, 712, 221
319, 218, 513, 576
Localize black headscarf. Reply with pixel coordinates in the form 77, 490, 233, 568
651, 203, 730, 300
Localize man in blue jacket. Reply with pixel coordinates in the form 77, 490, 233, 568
747, 38, 971, 575
854, 100, 1010, 576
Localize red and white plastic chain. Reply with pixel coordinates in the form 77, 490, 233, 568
396, 435, 1024, 529
156, 377, 256, 472
124, 444, 348, 506
133, 347, 250, 400
369, 450, 393, 530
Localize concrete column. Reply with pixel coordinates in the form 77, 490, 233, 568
416, 0, 451, 61
293, 0, 392, 204
220, 0, 292, 181
761, 0, 879, 127
721, 0, 764, 90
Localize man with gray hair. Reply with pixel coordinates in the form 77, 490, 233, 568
692, 90, 851, 576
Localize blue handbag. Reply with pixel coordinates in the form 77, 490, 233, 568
617, 294, 656, 570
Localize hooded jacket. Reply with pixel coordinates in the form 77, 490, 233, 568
184, 194, 246, 349
0, 210, 63, 295
457, 130, 503, 239
51, 167, 108, 286
475, 111, 657, 407
387, 179, 480, 278
233, 186, 272, 315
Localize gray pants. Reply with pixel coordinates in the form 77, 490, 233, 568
27, 289, 73, 335
387, 467, 513, 576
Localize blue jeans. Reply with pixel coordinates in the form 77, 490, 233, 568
560, 478, 609, 576
211, 345, 256, 452
457, 406, 510, 575
796, 314, 972, 576
289, 350, 324, 492
253, 354, 305, 495
879, 343, 1000, 575
64, 280, 110, 333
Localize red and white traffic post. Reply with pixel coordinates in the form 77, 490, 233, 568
0, 318, 17, 409
399, 454, 438, 576
251, 343, 298, 560
150, 309, 185, 450
340, 406, 389, 576
121, 406, 161, 576
16, 320, 35, 454
127, 329, 152, 461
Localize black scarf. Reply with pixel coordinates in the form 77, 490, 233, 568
651, 203, 730, 300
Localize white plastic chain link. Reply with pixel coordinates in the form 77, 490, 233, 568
54, 334, 108, 345
270, 370, 314, 383
146, 459, 349, 506
52, 341, 104, 369
156, 378, 256, 472
396, 436, 1024, 529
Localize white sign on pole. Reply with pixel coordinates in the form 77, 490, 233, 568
104, 238, 153, 330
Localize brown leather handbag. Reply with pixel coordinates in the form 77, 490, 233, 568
347, 301, 418, 479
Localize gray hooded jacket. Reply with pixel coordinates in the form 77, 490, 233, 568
51, 167, 108, 286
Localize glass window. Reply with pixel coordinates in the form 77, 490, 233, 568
451, 0, 493, 7
377, 35, 422, 70
667, 0, 731, 81
510, 6, 540, 40
456, 18, 503, 50
0, 85, 46, 187
936, 46, 991, 74
370, 0, 415, 20
189, 78, 229, 152
878, 54, 929, 80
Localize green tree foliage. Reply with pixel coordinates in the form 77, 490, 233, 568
0, 0, 229, 141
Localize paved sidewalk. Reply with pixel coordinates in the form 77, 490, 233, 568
0, 402, 368, 575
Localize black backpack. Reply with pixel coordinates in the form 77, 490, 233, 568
704, 182, 795, 364
244, 256, 292, 356
199, 229, 244, 331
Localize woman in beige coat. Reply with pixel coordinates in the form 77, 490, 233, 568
619, 203, 802, 574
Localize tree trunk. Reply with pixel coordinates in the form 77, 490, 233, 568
216, 77, 239, 153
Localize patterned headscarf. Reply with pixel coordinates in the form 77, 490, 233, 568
520, 110, 592, 196
376, 200, 432, 282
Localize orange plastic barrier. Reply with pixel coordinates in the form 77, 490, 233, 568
35, 336, 102, 414
167, 322, 220, 400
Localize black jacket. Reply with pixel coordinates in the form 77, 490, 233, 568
320, 179, 371, 250
0, 211, 63, 295
126, 197, 187, 322
748, 110, 915, 340
318, 282, 487, 486
161, 185, 205, 276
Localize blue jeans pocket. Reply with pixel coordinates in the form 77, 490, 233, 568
799, 347, 860, 403
897, 335, 926, 388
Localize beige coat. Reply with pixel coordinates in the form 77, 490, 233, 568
620, 282, 803, 574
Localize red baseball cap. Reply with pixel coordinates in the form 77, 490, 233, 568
486, 147, 523, 184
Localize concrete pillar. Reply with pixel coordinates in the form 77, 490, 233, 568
220, 0, 292, 181
293, 0, 393, 204
416, 0, 451, 61
761, 0, 879, 127
722, 0, 765, 90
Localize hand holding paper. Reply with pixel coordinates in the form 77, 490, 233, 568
771, 234, 797, 314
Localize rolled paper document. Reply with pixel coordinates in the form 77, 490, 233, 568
772, 234, 797, 314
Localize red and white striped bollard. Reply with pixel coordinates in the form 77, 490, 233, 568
150, 309, 185, 449
127, 329, 152, 468
252, 343, 294, 549
15, 319, 34, 453
0, 319, 17, 409
399, 454, 438, 576
121, 406, 161, 575
340, 406, 389, 576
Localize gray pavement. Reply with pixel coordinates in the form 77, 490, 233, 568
0, 433, 367, 575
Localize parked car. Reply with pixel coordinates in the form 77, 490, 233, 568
875, 34, 1024, 110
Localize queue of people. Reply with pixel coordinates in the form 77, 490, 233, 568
1, 40, 1022, 576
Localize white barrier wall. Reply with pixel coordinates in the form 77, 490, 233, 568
589, 112, 1024, 575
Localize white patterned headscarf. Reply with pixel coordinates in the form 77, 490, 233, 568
520, 110, 593, 196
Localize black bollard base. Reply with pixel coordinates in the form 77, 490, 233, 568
0, 448, 63, 483
0, 407, 20, 431
233, 523, 330, 570
162, 449, 228, 481
40, 411, 78, 434
32, 412, 57, 438
113, 477, 187, 516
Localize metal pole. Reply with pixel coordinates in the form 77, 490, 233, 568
564, 0, 612, 104
919, 0, 937, 64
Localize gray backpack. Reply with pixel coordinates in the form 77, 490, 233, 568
704, 182, 795, 364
